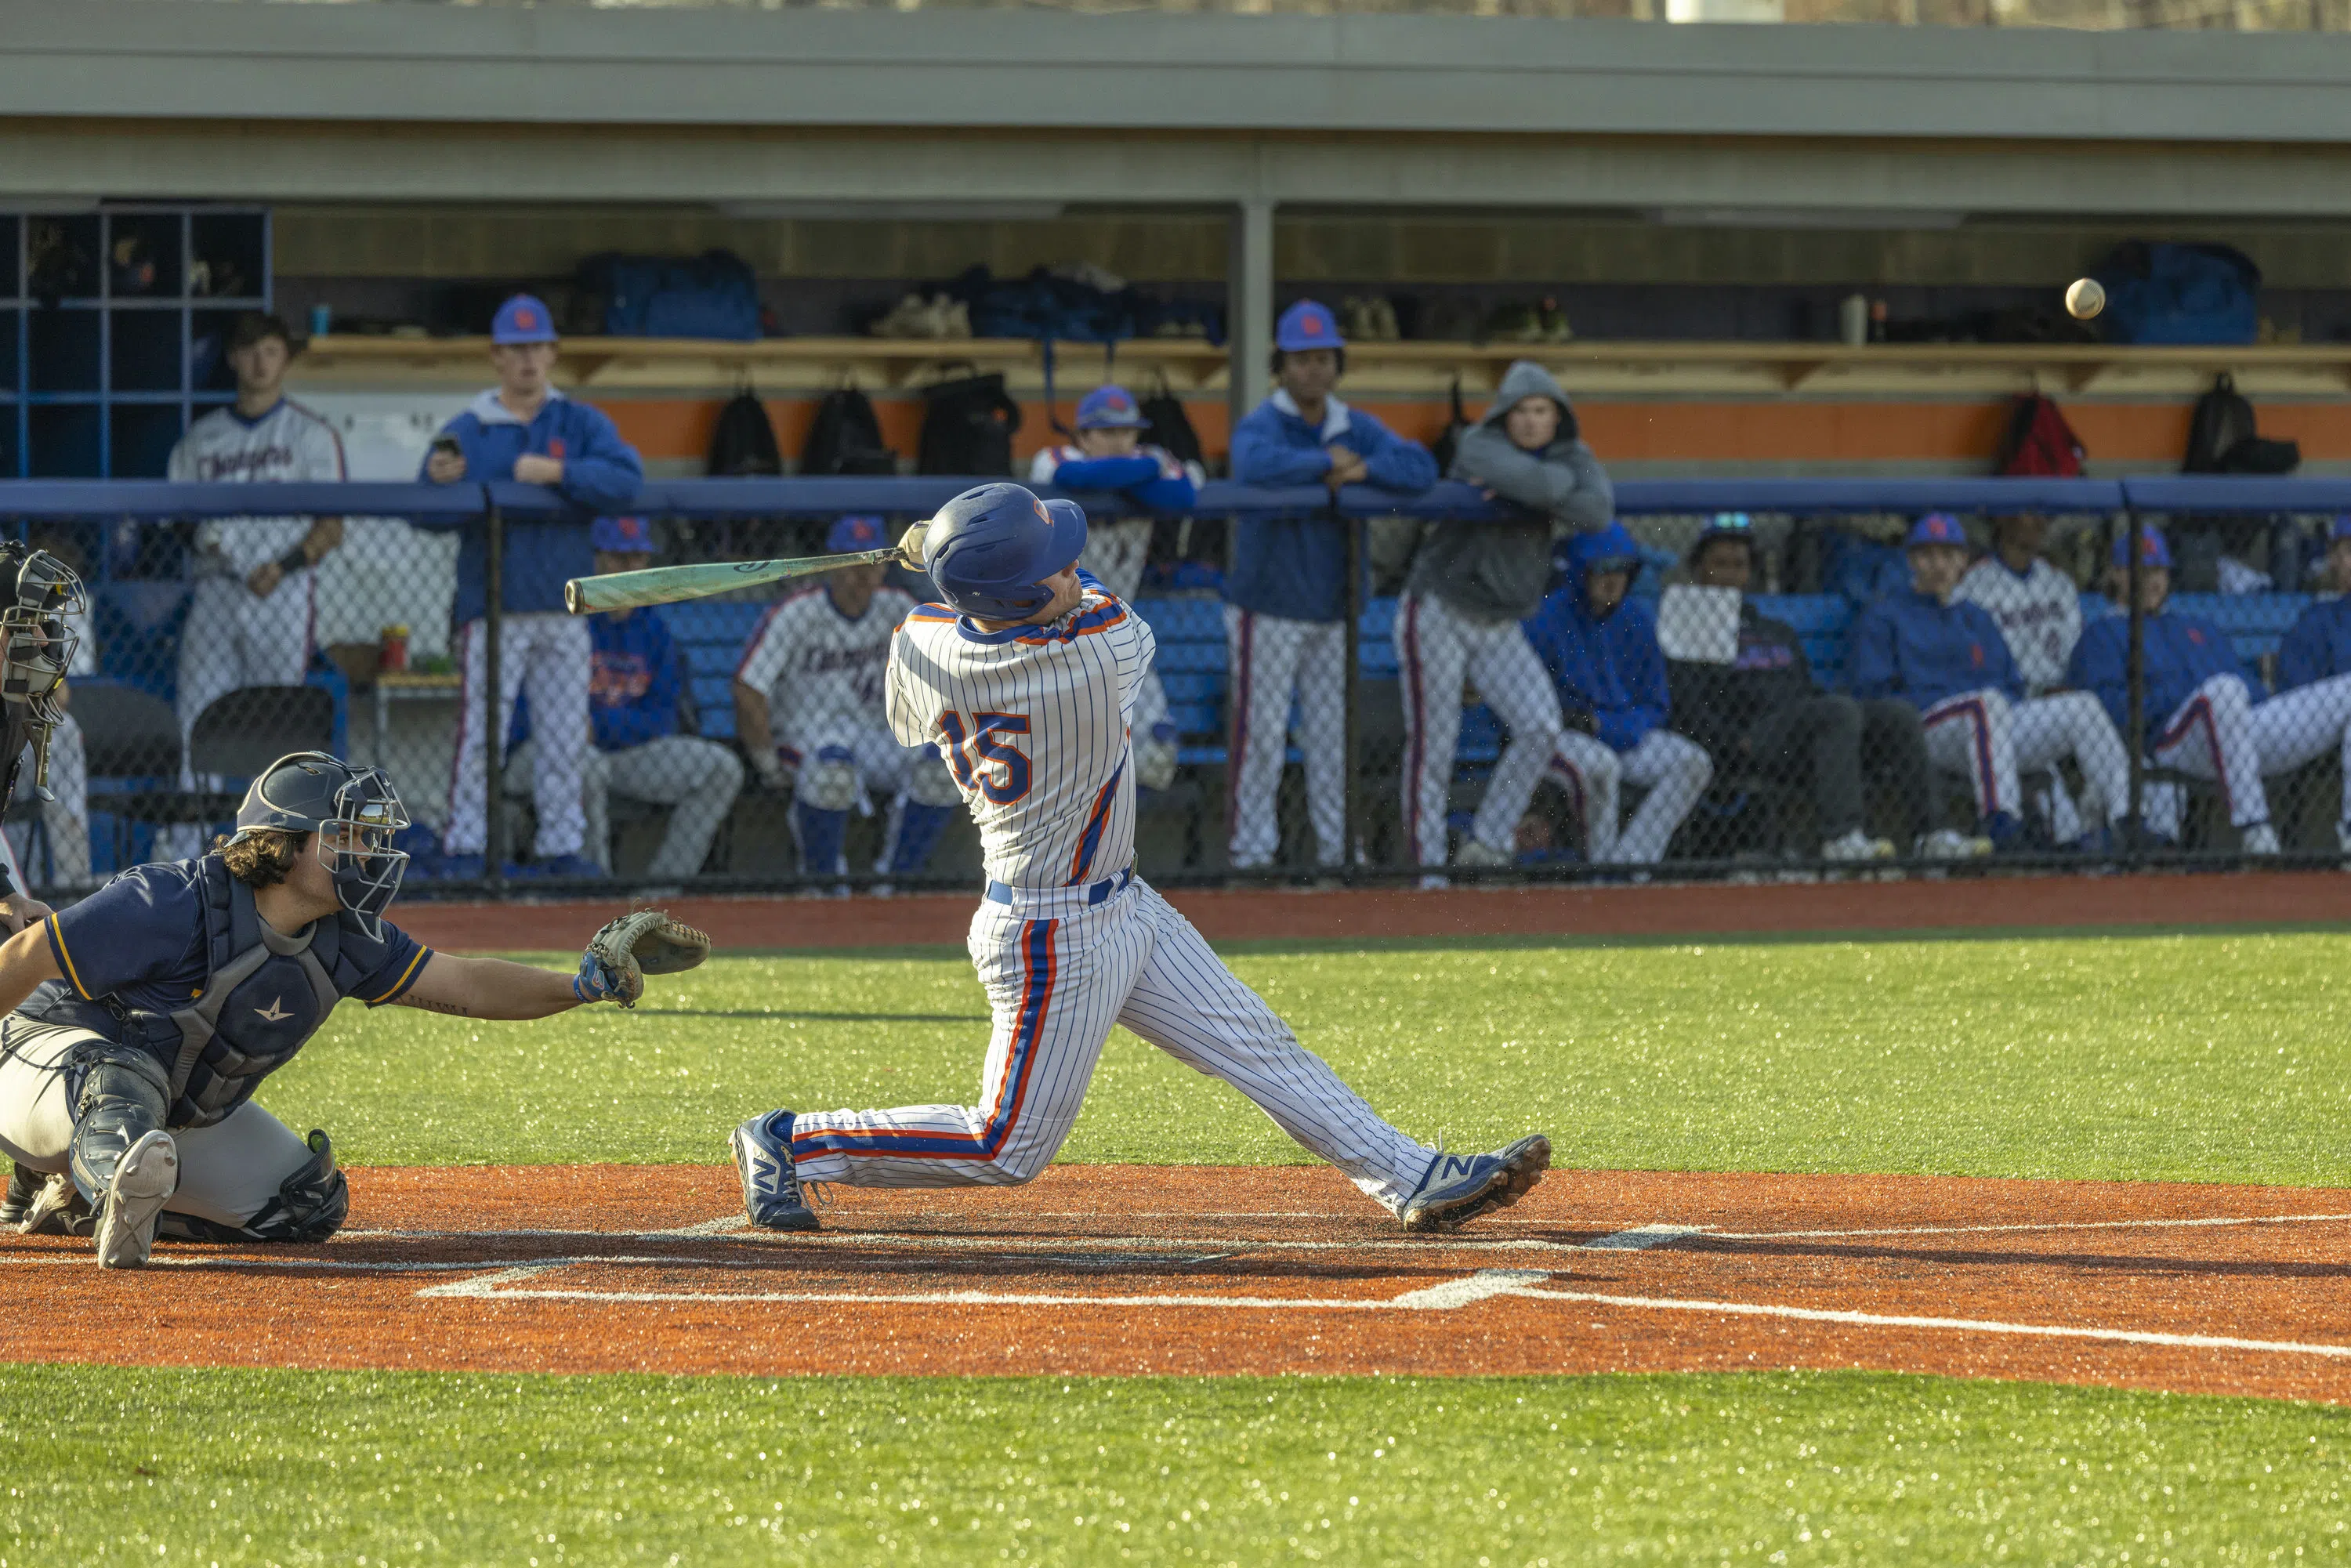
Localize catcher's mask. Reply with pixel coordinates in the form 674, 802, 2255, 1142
231, 752, 411, 939
0, 545, 85, 741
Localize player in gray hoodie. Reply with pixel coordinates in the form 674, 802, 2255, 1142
1400, 360, 1613, 870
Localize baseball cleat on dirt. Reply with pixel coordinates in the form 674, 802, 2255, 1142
1399, 1134, 1552, 1233
0, 1164, 38, 1227
732, 1110, 819, 1232
93, 1131, 179, 1269
19, 1171, 89, 1237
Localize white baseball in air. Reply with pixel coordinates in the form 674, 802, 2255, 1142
2065, 277, 2106, 320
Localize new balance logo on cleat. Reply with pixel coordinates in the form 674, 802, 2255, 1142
1398, 1134, 1552, 1233
732, 1110, 819, 1232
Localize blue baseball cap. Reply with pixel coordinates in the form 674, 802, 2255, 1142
826, 514, 888, 554
2113, 526, 2173, 569
1074, 385, 1149, 430
592, 516, 654, 552
1904, 512, 1969, 551
1276, 300, 1344, 354
491, 294, 558, 346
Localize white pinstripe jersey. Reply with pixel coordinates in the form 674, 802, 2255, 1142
886, 577, 1155, 889
166, 400, 347, 578
736, 585, 918, 744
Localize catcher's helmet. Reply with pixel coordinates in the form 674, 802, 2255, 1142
232, 752, 411, 938
922, 482, 1087, 621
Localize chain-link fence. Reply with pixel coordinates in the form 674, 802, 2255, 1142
4, 476, 2349, 897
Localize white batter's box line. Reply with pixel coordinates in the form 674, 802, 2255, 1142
1518, 1284, 2351, 1361
1697, 1211, 2351, 1243
415, 1262, 1556, 1311
1582, 1225, 1710, 1250
331, 1226, 1566, 1254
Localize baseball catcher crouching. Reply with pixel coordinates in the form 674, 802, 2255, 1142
0, 751, 709, 1268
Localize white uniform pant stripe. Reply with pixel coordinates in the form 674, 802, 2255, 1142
2144, 672, 2351, 835
1223, 607, 1346, 870
1396, 592, 1565, 867
788, 882, 1433, 1209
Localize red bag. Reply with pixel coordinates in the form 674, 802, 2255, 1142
1994, 393, 2085, 477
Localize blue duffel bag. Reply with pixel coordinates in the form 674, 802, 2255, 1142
2093, 241, 2261, 346
583, 249, 763, 341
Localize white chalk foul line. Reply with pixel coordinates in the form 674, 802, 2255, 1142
1698, 1211, 2351, 1243
416, 1263, 1555, 1310
1519, 1285, 2351, 1360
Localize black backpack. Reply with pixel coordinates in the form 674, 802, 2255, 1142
917, 370, 1022, 476
800, 384, 897, 477
708, 389, 782, 476
1137, 372, 1204, 471
2184, 374, 2299, 475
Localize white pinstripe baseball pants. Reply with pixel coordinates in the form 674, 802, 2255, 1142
1920, 687, 2130, 831
2141, 671, 2351, 836
787, 877, 1437, 1211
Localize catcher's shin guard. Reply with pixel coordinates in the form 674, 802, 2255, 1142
68, 1048, 170, 1204
92, 1130, 178, 1269
0, 1163, 37, 1227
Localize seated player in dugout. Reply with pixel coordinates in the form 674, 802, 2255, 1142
1027, 385, 1201, 791
1522, 523, 1714, 867
1665, 513, 1935, 863
2073, 526, 2351, 856
0, 753, 686, 1270
1850, 514, 2132, 856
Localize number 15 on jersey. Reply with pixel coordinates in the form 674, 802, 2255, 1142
937, 712, 1031, 803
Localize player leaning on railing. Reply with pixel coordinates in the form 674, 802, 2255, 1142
0, 754, 707, 1270
728, 482, 1549, 1236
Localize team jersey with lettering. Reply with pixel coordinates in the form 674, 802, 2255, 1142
1954, 556, 2082, 694
735, 585, 918, 742
886, 575, 1154, 889
166, 399, 347, 578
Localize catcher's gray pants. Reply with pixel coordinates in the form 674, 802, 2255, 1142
0, 1018, 311, 1229
511, 735, 746, 880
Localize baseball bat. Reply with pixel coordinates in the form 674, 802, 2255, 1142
564, 544, 907, 614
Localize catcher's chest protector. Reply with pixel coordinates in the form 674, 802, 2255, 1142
100, 862, 395, 1128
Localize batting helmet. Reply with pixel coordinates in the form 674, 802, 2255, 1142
232, 752, 412, 938
922, 483, 1088, 621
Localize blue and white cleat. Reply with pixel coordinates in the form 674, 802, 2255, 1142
731, 1110, 819, 1232
1398, 1134, 1552, 1233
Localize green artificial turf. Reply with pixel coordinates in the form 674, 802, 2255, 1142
4, 1364, 2345, 1566
270, 931, 2351, 1186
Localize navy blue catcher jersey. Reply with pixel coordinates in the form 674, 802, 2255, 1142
34, 858, 431, 1031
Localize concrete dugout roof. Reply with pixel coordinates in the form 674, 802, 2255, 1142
8, 0, 2351, 147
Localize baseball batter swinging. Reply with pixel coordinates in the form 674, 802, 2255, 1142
730, 483, 1551, 1233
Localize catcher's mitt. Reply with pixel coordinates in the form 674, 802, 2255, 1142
576, 910, 712, 1008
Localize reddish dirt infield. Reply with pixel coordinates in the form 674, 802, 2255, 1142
8, 1164, 2350, 1400
394, 871, 2351, 954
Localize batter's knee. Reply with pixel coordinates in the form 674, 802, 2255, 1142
907, 752, 962, 809
796, 755, 861, 813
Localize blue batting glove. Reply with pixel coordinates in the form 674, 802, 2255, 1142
573, 951, 622, 1005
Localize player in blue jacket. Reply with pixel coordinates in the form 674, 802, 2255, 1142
1223, 300, 1436, 870
2071, 527, 2351, 855
1852, 513, 2130, 855
2277, 515, 2351, 694
1521, 523, 1712, 865
1028, 385, 1201, 790
419, 294, 645, 880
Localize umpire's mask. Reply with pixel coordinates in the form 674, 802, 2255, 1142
231, 752, 412, 940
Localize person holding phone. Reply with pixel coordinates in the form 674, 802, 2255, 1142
415, 295, 643, 879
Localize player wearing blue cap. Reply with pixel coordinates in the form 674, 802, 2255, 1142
732, 516, 961, 890
545, 517, 747, 883
2073, 527, 2351, 854
1852, 514, 2132, 855
1224, 300, 1436, 871
727, 482, 1549, 1235
419, 294, 644, 878
1027, 384, 1203, 791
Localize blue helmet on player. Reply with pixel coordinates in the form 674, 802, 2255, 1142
230, 751, 411, 939
922, 483, 1088, 621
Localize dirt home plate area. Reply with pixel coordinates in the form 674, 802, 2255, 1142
5, 1165, 2351, 1405
13, 875, 2351, 1406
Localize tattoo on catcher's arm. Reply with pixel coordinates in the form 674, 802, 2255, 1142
397, 994, 473, 1016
